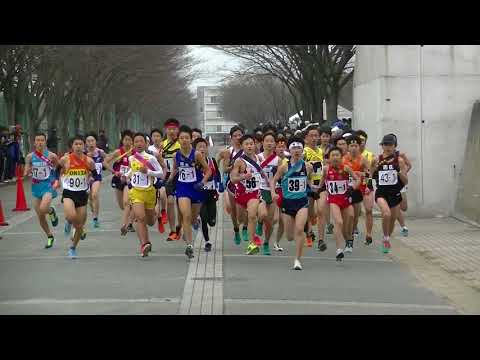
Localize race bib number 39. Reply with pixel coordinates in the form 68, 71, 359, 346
327, 180, 348, 195
131, 172, 149, 188
179, 167, 197, 183
378, 170, 398, 186
287, 177, 306, 193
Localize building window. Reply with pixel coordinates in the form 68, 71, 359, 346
217, 111, 223, 118
210, 96, 218, 103
217, 125, 222, 132
206, 125, 217, 133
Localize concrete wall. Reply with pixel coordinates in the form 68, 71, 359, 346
456, 101, 480, 223
353, 45, 480, 217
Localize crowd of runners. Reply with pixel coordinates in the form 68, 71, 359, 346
23, 118, 412, 270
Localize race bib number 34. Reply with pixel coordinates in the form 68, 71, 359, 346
327, 180, 348, 195
378, 170, 398, 186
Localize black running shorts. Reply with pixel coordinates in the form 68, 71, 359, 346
62, 189, 89, 208
375, 190, 402, 209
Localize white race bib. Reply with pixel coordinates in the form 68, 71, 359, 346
378, 170, 398, 186
131, 171, 149, 188
287, 177, 307, 193
32, 165, 50, 181
244, 173, 261, 192
327, 180, 348, 195
120, 165, 129, 175
63, 173, 88, 191
179, 167, 197, 183
95, 163, 103, 176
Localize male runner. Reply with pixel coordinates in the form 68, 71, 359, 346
24, 133, 60, 249
58, 135, 96, 258
85, 133, 106, 228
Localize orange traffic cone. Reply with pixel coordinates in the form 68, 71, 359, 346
12, 165, 30, 212
0, 200, 9, 226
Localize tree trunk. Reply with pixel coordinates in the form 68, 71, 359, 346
325, 93, 339, 124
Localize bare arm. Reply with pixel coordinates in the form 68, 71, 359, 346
270, 163, 287, 200
230, 158, 248, 184
195, 152, 212, 185
345, 165, 360, 189
103, 149, 121, 173
24, 153, 33, 177
398, 157, 408, 185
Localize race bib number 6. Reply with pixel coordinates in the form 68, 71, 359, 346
179, 167, 197, 183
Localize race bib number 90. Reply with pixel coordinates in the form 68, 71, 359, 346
378, 170, 398, 186
179, 167, 197, 183
63, 170, 88, 191
327, 180, 348, 195
287, 177, 306, 193
131, 172, 149, 188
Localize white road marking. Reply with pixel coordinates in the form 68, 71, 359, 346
224, 298, 456, 310
0, 298, 180, 305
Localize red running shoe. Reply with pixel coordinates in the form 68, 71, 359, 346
161, 209, 168, 225
253, 235, 262, 246
157, 219, 165, 233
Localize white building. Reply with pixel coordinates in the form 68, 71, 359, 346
196, 86, 236, 141
353, 45, 480, 217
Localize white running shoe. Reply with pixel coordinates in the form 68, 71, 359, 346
293, 259, 303, 270
273, 242, 284, 252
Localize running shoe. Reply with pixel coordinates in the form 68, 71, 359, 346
336, 249, 344, 262
317, 239, 327, 252
400, 226, 409, 237
175, 226, 182, 241
293, 259, 303, 270
326, 223, 334, 234
305, 233, 313, 247
273, 242, 284, 252
204, 242, 212, 252
45, 235, 54, 249
167, 231, 177, 241
93, 218, 100, 228
157, 218, 165, 233
80, 229, 87, 241
234, 231, 241, 245
127, 223, 135, 232
49, 207, 59, 227
185, 244, 194, 259
241, 227, 249, 242
256, 222, 263, 236
64, 221, 72, 237
121, 224, 128, 236
344, 240, 353, 254
68, 247, 78, 259
262, 243, 271, 255
364, 236, 373, 245
141, 242, 152, 257
161, 209, 168, 224
381, 240, 391, 254
253, 234, 262, 246
245, 242, 260, 255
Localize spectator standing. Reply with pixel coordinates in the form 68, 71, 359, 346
47, 128, 58, 154
97, 129, 110, 153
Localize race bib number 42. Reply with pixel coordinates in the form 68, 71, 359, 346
287, 177, 306, 193
378, 170, 398, 186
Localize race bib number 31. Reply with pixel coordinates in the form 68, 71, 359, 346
378, 170, 398, 186
287, 177, 306, 193
131, 172, 149, 188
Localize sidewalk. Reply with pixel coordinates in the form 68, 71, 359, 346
393, 217, 480, 291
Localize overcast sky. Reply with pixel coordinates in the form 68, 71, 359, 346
188, 46, 242, 94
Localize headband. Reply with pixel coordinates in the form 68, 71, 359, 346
289, 142, 303, 150
165, 124, 179, 129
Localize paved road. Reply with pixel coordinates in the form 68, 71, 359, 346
0, 150, 468, 315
